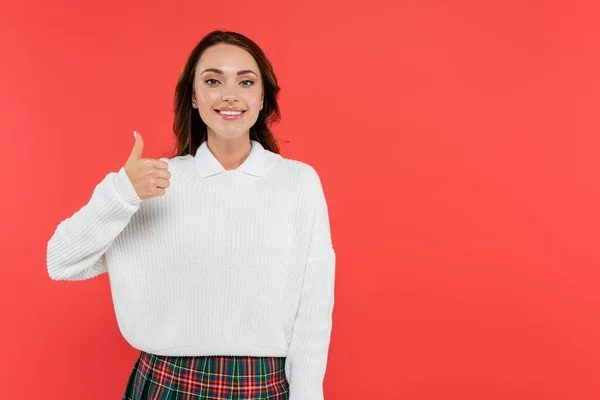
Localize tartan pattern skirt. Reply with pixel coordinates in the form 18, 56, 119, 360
122, 351, 289, 400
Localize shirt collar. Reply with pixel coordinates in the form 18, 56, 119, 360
194, 139, 266, 178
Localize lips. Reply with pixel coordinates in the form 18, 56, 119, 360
215, 107, 246, 112
214, 109, 246, 120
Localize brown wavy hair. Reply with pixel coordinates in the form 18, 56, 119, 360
167, 30, 284, 158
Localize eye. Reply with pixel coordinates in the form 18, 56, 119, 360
240, 80, 255, 87
205, 79, 220, 85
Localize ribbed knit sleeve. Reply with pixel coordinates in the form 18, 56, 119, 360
286, 166, 336, 400
46, 166, 142, 281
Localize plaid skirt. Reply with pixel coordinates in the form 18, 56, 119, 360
122, 351, 289, 400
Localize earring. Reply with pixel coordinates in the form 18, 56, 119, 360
192, 102, 196, 107
259, 104, 263, 110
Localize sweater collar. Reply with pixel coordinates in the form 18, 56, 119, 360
194, 139, 266, 178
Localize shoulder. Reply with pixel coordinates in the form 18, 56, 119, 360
267, 152, 319, 180
271, 153, 326, 199
156, 154, 194, 174
158, 154, 192, 166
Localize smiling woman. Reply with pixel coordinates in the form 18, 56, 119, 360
46, 29, 336, 400
171, 31, 282, 162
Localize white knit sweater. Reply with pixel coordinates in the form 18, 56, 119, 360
46, 140, 336, 400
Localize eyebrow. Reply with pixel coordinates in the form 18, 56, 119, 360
200, 68, 258, 77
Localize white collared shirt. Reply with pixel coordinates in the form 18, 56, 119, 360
194, 139, 266, 178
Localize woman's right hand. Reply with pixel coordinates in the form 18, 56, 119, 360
124, 131, 171, 200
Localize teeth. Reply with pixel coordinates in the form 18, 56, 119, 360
219, 110, 242, 115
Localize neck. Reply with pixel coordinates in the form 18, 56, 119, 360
206, 133, 252, 171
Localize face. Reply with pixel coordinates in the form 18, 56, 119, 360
192, 43, 264, 141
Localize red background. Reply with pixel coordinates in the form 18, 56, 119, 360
1, 0, 599, 398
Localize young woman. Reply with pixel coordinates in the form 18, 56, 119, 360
46, 30, 336, 400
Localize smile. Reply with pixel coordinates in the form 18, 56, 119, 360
214, 109, 246, 120
219, 110, 243, 115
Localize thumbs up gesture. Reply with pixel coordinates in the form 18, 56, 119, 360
124, 131, 171, 200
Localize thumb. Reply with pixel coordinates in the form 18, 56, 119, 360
130, 130, 144, 160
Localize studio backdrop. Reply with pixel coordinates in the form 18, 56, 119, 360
1, 0, 599, 398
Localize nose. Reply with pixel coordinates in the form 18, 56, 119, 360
221, 81, 239, 103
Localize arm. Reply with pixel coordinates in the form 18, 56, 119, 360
46, 167, 141, 281
286, 166, 336, 400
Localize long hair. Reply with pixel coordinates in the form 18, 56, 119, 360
168, 30, 283, 157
